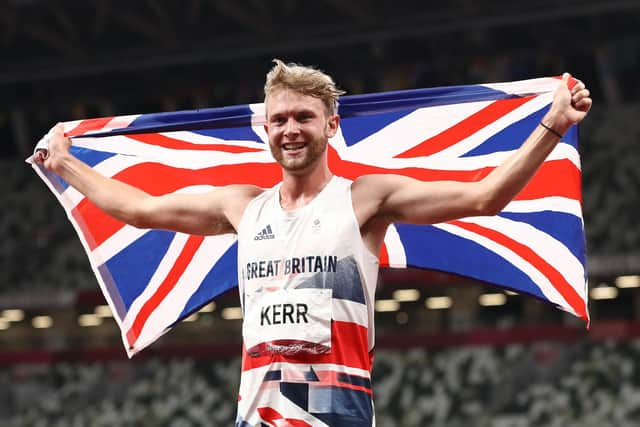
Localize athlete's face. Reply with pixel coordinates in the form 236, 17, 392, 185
265, 89, 339, 173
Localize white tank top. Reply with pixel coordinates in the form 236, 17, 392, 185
235, 176, 379, 426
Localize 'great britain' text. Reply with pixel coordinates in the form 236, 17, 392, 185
244, 255, 337, 280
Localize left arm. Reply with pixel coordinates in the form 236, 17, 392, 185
353, 73, 592, 236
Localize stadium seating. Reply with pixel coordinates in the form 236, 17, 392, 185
3, 337, 640, 426
0, 158, 93, 294
3, 357, 241, 426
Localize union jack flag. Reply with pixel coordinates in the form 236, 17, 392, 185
28, 76, 589, 356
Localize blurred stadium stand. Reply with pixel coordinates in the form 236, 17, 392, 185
3, 327, 640, 426
1, 0, 640, 424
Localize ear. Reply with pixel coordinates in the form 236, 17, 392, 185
326, 114, 340, 138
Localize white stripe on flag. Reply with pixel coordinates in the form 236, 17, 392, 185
340, 141, 579, 172
160, 130, 267, 149
429, 92, 553, 160
384, 224, 407, 268
91, 225, 148, 267
503, 197, 583, 218
434, 222, 573, 314
103, 114, 140, 131
249, 102, 266, 129
132, 234, 237, 352
483, 77, 561, 97
344, 100, 493, 160
70, 135, 275, 168
63, 120, 85, 134
121, 232, 191, 331
461, 215, 586, 299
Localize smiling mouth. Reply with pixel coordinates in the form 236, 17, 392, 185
282, 143, 306, 151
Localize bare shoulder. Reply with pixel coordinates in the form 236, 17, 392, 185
351, 173, 431, 225
222, 183, 266, 199
351, 173, 407, 202
350, 174, 402, 227
201, 184, 265, 230
217, 183, 265, 211
350, 174, 403, 254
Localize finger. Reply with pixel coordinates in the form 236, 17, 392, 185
562, 72, 571, 85
572, 88, 590, 103
571, 81, 585, 95
52, 122, 64, 138
57, 122, 69, 138
35, 149, 48, 163
573, 97, 592, 112
56, 122, 72, 139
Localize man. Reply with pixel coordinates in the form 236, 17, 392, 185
37, 60, 591, 426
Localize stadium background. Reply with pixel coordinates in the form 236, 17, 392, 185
1, 0, 639, 425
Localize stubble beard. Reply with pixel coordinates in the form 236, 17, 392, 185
270, 136, 327, 173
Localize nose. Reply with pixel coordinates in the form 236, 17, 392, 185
284, 117, 300, 138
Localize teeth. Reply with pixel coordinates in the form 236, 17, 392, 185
283, 143, 305, 150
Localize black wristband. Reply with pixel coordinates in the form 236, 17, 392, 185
540, 122, 563, 139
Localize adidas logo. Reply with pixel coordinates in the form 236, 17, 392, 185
254, 224, 275, 241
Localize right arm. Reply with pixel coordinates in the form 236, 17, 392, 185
36, 123, 263, 235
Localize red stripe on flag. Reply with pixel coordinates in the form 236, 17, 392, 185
450, 220, 587, 320
112, 161, 282, 193
73, 201, 123, 251
379, 243, 390, 268
394, 96, 535, 158
328, 145, 580, 201
66, 117, 115, 137
127, 133, 264, 153
125, 235, 204, 348
73, 147, 578, 251
75, 161, 281, 250
552, 74, 579, 90
515, 159, 582, 202
75, 154, 578, 252
242, 320, 371, 372
70, 205, 100, 250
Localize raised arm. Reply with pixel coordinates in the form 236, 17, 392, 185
354, 73, 592, 247
35, 123, 262, 235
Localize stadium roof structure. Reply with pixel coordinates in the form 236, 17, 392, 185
1, 0, 638, 85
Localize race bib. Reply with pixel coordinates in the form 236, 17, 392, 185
243, 288, 332, 356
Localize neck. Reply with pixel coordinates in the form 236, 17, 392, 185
279, 158, 333, 211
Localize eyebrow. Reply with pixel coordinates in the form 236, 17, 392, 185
268, 108, 318, 119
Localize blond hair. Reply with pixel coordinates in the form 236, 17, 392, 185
264, 59, 345, 116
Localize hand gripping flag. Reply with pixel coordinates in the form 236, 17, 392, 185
27, 77, 589, 357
